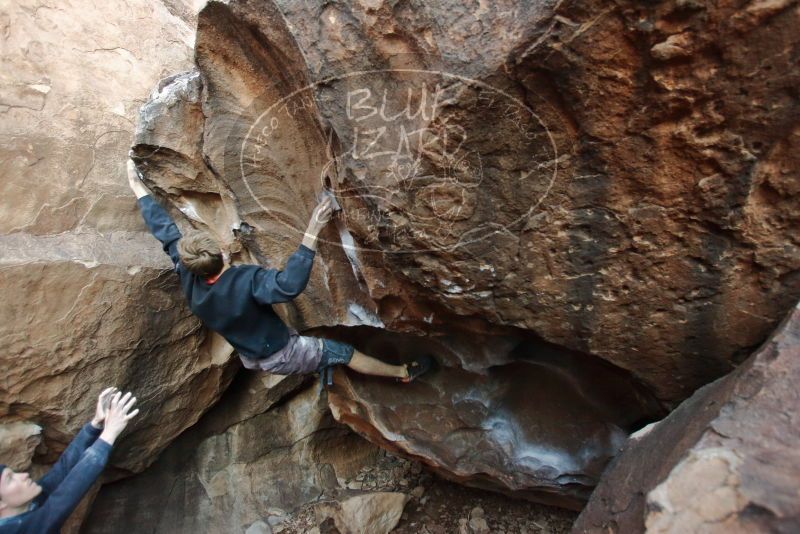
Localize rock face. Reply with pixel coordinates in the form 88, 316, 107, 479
0, 0, 235, 480
184, 0, 799, 404
2, 0, 799, 526
572, 301, 800, 533
315, 491, 410, 534
0, 422, 41, 472
126, 0, 799, 508
326, 328, 661, 509
82, 373, 381, 533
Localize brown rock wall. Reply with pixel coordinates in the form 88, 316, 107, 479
154, 0, 800, 402
0, 0, 233, 481
123, 0, 799, 507
2, 0, 798, 523
573, 301, 800, 532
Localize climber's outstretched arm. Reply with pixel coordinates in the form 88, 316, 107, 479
126, 157, 150, 199
251, 196, 333, 303
300, 195, 334, 252
127, 156, 182, 270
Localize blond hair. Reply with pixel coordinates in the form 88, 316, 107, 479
177, 232, 224, 277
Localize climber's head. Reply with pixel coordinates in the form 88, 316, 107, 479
0, 465, 42, 515
177, 231, 224, 277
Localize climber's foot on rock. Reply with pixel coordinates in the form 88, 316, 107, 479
399, 355, 436, 383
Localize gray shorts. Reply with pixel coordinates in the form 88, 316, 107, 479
239, 330, 354, 376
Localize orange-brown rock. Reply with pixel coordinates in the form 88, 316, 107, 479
314, 491, 410, 534
573, 301, 800, 533
0, 422, 41, 472
326, 329, 661, 510
150, 0, 800, 399
0, 0, 234, 480
124, 0, 799, 508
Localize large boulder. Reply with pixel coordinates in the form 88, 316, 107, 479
182, 0, 799, 402
0, 0, 234, 479
126, 0, 799, 507
326, 328, 661, 510
0, 422, 41, 471
314, 491, 410, 534
573, 300, 800, 533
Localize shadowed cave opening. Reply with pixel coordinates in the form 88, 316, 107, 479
307, 323, 666, 508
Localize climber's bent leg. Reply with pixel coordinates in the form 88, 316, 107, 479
346, 350, 409, 379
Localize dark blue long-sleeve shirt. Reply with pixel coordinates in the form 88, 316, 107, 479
0, 423, 111, 534
136, 195, 316, 358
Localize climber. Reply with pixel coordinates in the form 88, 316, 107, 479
0, 388, 139, 533
126, 154, 434, 384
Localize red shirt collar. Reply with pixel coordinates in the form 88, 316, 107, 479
205, 271, 223, 285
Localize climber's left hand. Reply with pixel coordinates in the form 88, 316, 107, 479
127, 151, 151, 199
91, 386, 119, 428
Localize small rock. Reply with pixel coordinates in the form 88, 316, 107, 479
470, 506, 485, 519
244, 520, 272, 534
650, 32, 693, 60
318, 517, 339, 534
316, 492, 409, 534
676, 0, 704, 9
411, 485, 426, 499
469, 517, 490, 534
318, 463, 340, 491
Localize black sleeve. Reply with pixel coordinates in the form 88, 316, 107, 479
24, 440, 111, 533
251, 244, 316, 304
36, 423, 101, 496
136, 194, 182, 270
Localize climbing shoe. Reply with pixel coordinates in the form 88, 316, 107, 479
399, 354, 436, 383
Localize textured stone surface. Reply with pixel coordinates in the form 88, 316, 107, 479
326, 328, 661, 510
224, 0, 800, 404
125, 0, 799, 508
314, 491, 410, 534
572, 301, 800, 533
0, 422, 42, 471
82, 373, 381, 533
4, 0, 799, 526
0, 261, 237, 474
0, 0, 233, 479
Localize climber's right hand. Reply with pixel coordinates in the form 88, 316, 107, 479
127, 151, 150, 199
99, 390, 139, 446
310, 195, 334, 229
